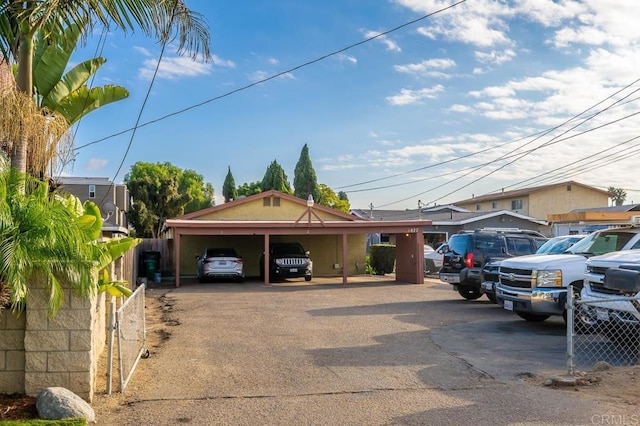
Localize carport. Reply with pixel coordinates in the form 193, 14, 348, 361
164, 190, 432, 286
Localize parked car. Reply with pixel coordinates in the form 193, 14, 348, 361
424, 244, 446, 275
196, 248, 244, 283
496, 225, 640, 322
580, 249, 640, 345
481, 235, 584, 303
260, 242, 313, 282
439, 228, 547, 300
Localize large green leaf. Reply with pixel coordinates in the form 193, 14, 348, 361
43, 57, 106, 110
33, 22, 83, 100
53, 84, 129, 125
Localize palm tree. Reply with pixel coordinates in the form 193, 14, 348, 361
29, 22, 130, 177
0, 166, 96, 316
0, 0, 211, 174
607, 186, 627, 206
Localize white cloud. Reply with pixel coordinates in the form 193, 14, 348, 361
248, 70, 295, 83
133, 46, 151, 57
84, 158, 108, 171
474, 49, 517, 65
138, 53, 234, 80
335, 53, 357, 64
386, 85, 444, 105
267, 57, 279, 65
363, 30, 401, 52
394, 58, 455, 77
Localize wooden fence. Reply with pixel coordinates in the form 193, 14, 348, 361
134, 239, 173, 280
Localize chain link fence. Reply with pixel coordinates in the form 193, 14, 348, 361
567, 286, 640, 374
107, 284, 149, 393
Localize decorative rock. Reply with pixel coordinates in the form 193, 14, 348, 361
593, 361, 612, 371
36, 387, 95, 422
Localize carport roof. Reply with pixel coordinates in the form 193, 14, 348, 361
165, 190, 432, 235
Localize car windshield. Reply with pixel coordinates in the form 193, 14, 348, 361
567, 230, 635, 256
206, 248, 238, 258
536, 236, 583, 254
272, 244, 305, 256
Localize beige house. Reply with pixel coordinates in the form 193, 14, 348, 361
453, 181, 609, 222
165, 190, 432, 286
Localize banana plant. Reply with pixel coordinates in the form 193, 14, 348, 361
32, 22, 129, 125
77, 200, 141, 298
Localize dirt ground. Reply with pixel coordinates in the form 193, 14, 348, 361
2, 287, 639, 421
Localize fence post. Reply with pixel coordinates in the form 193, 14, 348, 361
106, 297, 116, 395
566, 285, 575, 375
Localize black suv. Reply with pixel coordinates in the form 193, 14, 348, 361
259, 242, 313, 282
439, 228, 547, 300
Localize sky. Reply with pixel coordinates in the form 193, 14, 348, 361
67, 0, 640, 210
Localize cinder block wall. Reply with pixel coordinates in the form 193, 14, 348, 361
0, 310, 26, 393
23, 279, 106, 402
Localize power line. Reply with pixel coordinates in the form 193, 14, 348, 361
74, 0, 467, 151
371, 79, 640, 207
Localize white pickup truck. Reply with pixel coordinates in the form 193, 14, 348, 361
495, 226, 640, 322
581, 250, 640, 336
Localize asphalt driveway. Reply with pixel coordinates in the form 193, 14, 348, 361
92, 277, 625, 425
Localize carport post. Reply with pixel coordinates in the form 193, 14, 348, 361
175, 232, 181, 287
263, 234, 270, 286
342, 233, 348, 284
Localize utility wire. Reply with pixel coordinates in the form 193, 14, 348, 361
372, 79, 640, 207
74, 0, 467, 151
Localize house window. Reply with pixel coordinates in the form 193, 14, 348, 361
380, 234, 390, 243
567, 184, 572, 191
492, 201, 498, 209
511, 199, 523, 210
263, 197, 271, 206
89, 185, 96, 198
476, 204, 481, 211
273, 197, 280, 207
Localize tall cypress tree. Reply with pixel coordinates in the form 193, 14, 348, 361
293, 144, 320, 203
262, 160, 292, 193
222, 166, 238, 202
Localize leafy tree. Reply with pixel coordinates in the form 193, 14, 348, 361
262, 160, 292, 193
222, 166, 238, 202
318, 184, 350, 213
338, 191, 349, 201
0, 0, 211, 175
125, 162, 214, 238
607, 186, 627, 206
293, 144, 320, 203
181, 169, 214, 211
237, 181, 262, 197
0, 167, 95, 316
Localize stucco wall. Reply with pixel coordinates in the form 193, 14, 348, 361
529, 184, 609, 220
0, 310, 26, 394
197, 196, 349, 222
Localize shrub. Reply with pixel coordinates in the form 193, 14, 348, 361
369, 244, 396, 275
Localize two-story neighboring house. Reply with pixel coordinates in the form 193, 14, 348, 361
452, 181, 609, 222
56, 177, 130, 237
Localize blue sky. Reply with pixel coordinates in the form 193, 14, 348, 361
68, 0, 640, 210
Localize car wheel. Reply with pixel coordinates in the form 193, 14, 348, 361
305, 275, 312, 282
485, 292, 497, 304
457, 286, 482, 300
516, 311, 550, 322
424, 259, 436, 275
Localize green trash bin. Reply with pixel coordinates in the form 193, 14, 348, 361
144, 258, 158, 281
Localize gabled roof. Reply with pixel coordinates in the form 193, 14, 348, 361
452, 181, 609, 205
179, 190, 357, 221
